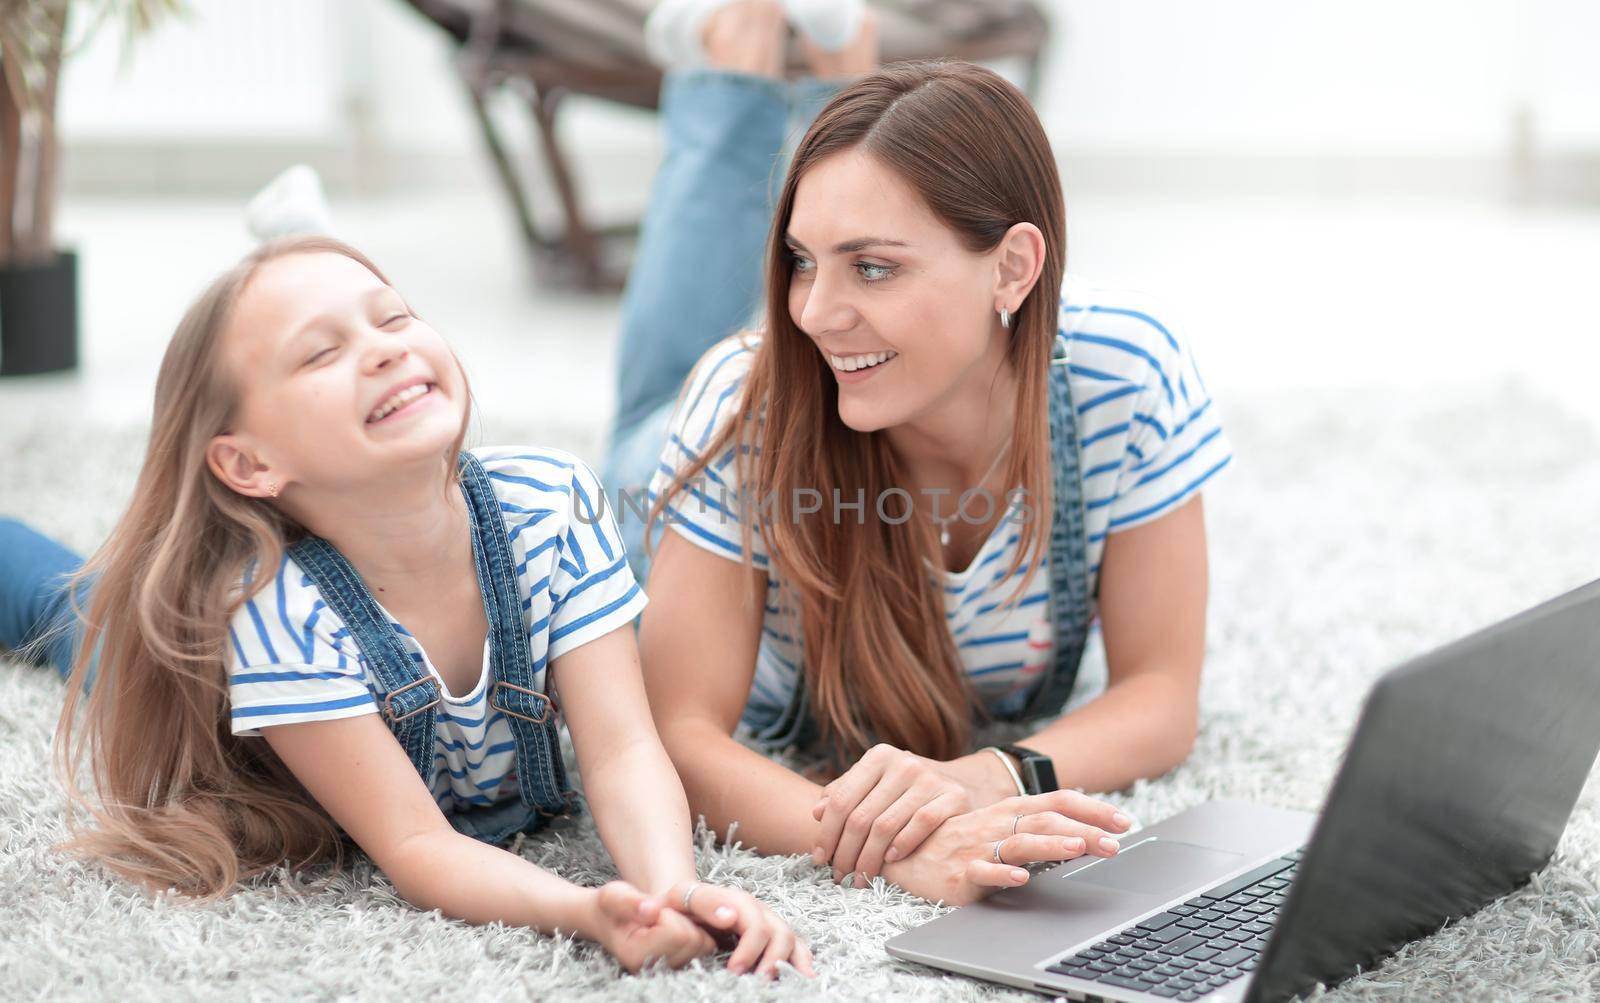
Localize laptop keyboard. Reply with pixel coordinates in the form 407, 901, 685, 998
1043, 848, 1304, 1000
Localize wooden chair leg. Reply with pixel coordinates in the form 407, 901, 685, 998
463, 81, 551, 261
527, 85, 614, 291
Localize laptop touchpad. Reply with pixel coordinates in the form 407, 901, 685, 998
1066, 838, 1244, 897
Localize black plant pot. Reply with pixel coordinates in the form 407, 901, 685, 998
0, 250, 79, 376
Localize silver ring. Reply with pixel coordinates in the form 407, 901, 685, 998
993, 839, 1007, 865
1011, 814, 1022, 836
681, 881, 701, 911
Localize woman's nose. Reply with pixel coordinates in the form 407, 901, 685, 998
797, 266, 856, 338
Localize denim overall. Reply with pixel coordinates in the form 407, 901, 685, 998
752, 338, 1094, 750
288, 453, 576, 844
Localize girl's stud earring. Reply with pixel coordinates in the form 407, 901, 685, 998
998, 307, 1012, 329
267, 481, 280, 498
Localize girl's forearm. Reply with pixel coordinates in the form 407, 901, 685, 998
581, 736, 701, 894
383, 828, 598, 936
656, 717, 823, 857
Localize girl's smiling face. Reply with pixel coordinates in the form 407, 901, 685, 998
208, 251, 469, 498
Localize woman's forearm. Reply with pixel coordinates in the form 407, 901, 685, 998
384, 828, 597, 935
580, 735, 700, 894
658, 717, 823, 856
1023, 668, 1199, 793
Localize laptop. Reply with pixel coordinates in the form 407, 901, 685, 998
887, 577, 1600, 1002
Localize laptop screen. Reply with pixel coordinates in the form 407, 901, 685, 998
1247, 579, 1600, 1003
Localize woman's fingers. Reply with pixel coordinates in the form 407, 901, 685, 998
828, 775, 917, 879
812, 747, 897, 865
992, 832, 1094, 867
1008, 789, 1133, 834
966, 858, 1032, 889
1014, 810, 1122, 856
883, 790, 966, 866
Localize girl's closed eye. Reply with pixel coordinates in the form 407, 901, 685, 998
304, 344, 337, 367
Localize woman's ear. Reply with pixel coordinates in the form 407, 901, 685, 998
992, 222, 1047, 317
206, 435, 281, 499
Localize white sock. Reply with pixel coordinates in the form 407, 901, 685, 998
245, 165, 332, 242
783, 0, 863, 52
644, 0, 734, 70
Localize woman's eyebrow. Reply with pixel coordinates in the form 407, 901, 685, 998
784, 234, 912, 254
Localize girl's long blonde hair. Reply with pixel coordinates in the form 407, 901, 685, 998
652, 61, 1067, 762
54, 236, 466, 897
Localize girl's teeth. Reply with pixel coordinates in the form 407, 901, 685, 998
370, 384, 430, 422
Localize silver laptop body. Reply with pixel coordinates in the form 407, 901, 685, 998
887, 578, 1600, 1002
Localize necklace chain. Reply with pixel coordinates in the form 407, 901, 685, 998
933, 435, 1013, 546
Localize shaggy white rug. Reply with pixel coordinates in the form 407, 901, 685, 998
2, 380, 1597, 1001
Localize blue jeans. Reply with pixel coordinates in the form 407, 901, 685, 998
0, 517, 83, 679
602, 72, 839, 579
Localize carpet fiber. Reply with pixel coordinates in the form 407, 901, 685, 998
2, 381, 1598, 1001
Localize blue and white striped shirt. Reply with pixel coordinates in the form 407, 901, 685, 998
226, 447, 647, 813
647, 276, 1232, 727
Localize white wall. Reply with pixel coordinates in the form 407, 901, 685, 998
57, 0, 1600, 187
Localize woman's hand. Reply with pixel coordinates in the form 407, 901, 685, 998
581, 881, 717, 973
666, 881, 816, 979
811, 743, 1018, 883
877, 791, 1133, 907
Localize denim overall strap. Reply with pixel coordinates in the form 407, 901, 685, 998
286, 539, 441, 781
1014, 336, 1094, 720
456, 453, 574, 816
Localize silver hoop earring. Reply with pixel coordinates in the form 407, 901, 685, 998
998, 307, 1011, 329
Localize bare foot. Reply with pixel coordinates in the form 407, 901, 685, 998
702, 0, 788, 78
797, 8, 878, 79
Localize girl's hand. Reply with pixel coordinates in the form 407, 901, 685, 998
877, 791, 1133, 907
666, 881, 816, 979
813, 743, 1012, 883
583, 881, 717, 973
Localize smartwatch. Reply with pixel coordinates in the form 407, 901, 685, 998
998, 743, 1058, 795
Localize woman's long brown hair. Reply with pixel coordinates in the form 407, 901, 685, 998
653, 60, 1067, 762
53, 236, 468, 897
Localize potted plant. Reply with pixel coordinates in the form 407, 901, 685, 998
1, 0, 180, 375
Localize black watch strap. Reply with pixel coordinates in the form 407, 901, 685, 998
999, 743, 1057, 795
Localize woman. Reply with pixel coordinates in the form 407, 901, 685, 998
604, 3, 1229, 906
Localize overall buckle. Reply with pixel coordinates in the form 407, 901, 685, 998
490, 681, 555, 724
382, 676, 441, 723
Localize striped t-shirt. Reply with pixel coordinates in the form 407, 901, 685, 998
647, 275, 1232, 728
226, 447, 647, 813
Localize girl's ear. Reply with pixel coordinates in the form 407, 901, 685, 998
992, 221, 1047, 319
206, 435, 280, 499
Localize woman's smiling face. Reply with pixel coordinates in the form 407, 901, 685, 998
785, 149, 1009, 433
214, 251, 469, 495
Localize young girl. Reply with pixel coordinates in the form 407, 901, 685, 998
0, 236, 810, 978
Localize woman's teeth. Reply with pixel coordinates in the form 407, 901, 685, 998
830, 350, 898, 373
367, 383, 431, 423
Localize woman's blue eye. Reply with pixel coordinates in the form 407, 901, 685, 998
857, 262, 894, 282
791, 254, 815, 274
